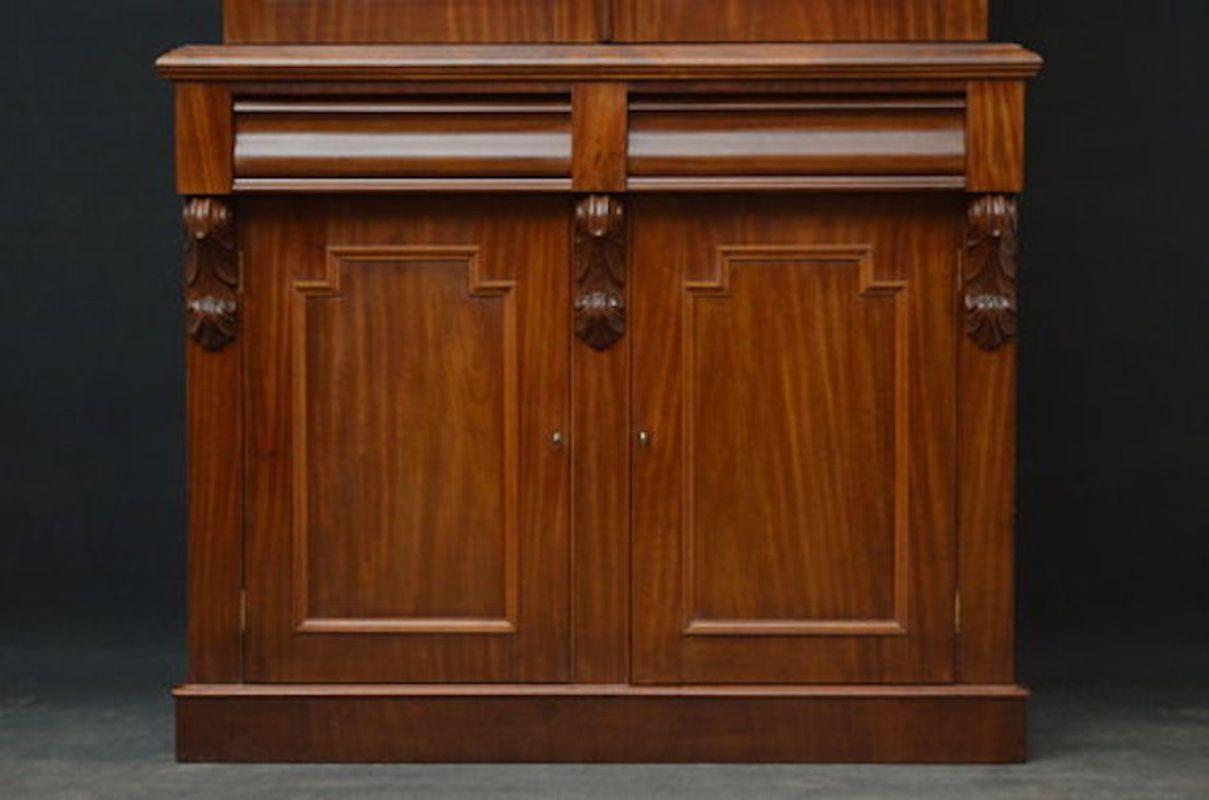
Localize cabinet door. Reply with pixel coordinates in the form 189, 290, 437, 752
610, 0, 984, 42
632, 195, 959, 684
243, 197, 570, 683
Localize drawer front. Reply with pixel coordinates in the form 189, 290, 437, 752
629, 94, 966, 179
234, 97, 572, 180
224, 89, 974, 191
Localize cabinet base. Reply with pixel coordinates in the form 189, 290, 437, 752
175, 684, 1027, 763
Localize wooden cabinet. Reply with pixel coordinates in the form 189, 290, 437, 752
162, 0, 1040, 764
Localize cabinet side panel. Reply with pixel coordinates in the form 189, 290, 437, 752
957, 342, 1016, 682
186, 264, 243, 683
957, 198, 1019, 684
224, 0, 600, 43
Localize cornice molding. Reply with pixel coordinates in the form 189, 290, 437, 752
157, 43, 1043, 83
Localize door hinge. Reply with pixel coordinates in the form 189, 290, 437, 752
239, 588, 247, 633
954, 591, 962, 634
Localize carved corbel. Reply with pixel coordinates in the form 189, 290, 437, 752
573, 195, 626, 351
183, 197, 238, 351
964, 195, 1019, 351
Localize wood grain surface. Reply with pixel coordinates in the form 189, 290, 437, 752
234, 96, 572, 179
570, 195, 631, 682
966, 80, 1026, 192
630, 94, 966, 177
241, 196, 571, 683
176, 683, 1026, 762
572, 84, 628, 191
957, 195, 1020, 683
157, 43, 1043, 83
631, 194, 961, 684
224, 0, 600, 44
175, 84, 232, 195
166, 0, 1037, 762
220, 0, 986, 45
611, 0, 987, 43
184, 197, 242, 682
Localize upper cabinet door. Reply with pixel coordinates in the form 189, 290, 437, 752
610, 0, 986, 42
224, 0, 600, 43
631, 195, 960, 684
243, 197, 570, 683
224, 0, 985, 44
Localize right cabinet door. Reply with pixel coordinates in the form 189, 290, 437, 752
631, 195, 961, 684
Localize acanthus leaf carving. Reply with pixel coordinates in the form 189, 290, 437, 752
183, 197, 238, 351
964, 194, 1019, 351
573, 195, 626, 351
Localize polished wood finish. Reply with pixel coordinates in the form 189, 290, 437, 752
224, 0, 600, 44
611, 0, 987, 44
242, 197, 571, 682
185, 199, 243, 683
222, 0, 988, 46
627, 175, 966, 192
631, 195, 959, 684
572, 84, 628, 191
176, 684, 1026, 763
956, 195, 1019, 685
233, 176, 574, 193
175, 84, 232, 194
570, 202, 631, 682
629, 93, 966, 178
156, 44, 1042, 83
967, 80, 1026, 192
166, 0, 1037, 764
233, 96, 572, 180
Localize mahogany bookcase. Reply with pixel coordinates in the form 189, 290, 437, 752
159, 0, 1041, 763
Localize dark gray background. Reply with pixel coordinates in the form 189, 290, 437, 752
1, 1, 1206, 657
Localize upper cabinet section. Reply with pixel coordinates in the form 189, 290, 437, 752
223, 0, 986, 44
223, 0, 602, 44
611, 0, 986, 42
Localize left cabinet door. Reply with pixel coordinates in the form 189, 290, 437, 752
242, 197, 571, 683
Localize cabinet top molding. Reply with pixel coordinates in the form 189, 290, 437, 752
157, 43, 1041, 83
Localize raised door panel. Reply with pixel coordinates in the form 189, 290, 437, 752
244, 197, 570, 683
632, 195, 959, 684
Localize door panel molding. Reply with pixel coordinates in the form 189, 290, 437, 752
631, 195, 959, 685
681, 245, 909, 638
289, 245, 520, 636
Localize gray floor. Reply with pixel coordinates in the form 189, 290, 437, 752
2, 634, 1207, 799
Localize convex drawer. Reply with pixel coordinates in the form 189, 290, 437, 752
230, 90, 968, 189
234, 96, 573, 180
628, 93, 966, 179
